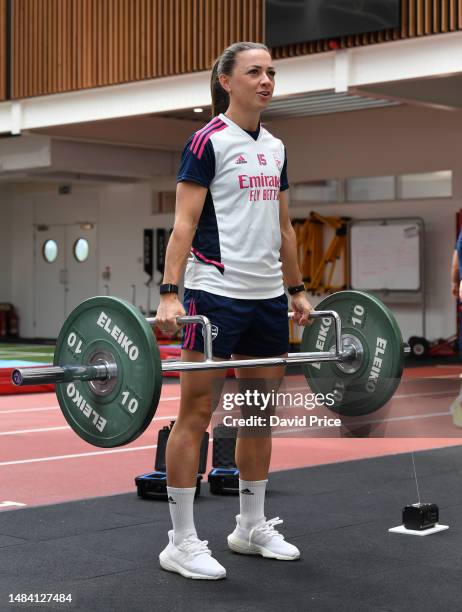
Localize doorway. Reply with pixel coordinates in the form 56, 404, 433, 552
34, 223, 98, 338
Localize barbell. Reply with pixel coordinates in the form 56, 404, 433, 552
12, 290, 406, 448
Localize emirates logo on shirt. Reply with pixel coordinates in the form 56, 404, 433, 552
235, 154, 247, 164
238, 173, 281, 202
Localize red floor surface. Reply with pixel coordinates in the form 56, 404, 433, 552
1, 365, 462, 511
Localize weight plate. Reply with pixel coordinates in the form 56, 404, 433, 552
54, 296, 162, 447
301, 291, 404, 417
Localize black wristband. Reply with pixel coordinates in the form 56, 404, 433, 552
159, 283, 179, 295
287, 284, 305, 296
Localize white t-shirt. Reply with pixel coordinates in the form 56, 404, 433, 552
177, 113, 289, 299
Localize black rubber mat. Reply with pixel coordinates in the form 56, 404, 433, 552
1, 445, 461, 612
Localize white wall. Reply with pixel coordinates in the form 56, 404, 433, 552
10, 186, 34, 333
268, 105, 462, 180
8, 181, 175, 337
266, 105, 462, 342
97, 183, 175, 310
0, 185, 12, 302
4, 103, 462, 341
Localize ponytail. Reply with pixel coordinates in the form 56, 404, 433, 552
210, 58, 230, 117
210, 41, 269, 117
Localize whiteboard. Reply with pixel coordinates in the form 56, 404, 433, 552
350, 221, 421, 291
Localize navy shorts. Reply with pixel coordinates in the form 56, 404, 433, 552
181, 289, 289, 359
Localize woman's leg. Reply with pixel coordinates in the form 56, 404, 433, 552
227, 357, 300, 560
166, 349, 227, 487
160, 349, 228, 580
232, 359, 286, 481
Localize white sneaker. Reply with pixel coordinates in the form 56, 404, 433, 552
159, 531, 226, 580
450, 397, 462, 428
227, 515, 300, 560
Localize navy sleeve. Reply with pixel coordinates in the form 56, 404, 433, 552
280, 148, 289, 192
176, 135, 216, 188
456, 230, 462, 277
456, 229, 462, 250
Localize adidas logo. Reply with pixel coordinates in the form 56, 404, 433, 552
167, 496, 177, 504
240, 488, 254, 495
235, 154, 247, 164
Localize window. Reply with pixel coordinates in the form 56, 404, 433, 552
291, 180, 339, 203
73, 238, 90, 263
398, 171, 452, 199
346, 176, 395, 202
290, 171, 452, 204
42, 240, 58, 263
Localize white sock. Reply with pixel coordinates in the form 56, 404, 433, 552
239, 479, 268, 528
167, 486, 197, 544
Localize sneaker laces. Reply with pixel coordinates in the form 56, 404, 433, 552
177, 535, 212, 557
248, 517, 284, 548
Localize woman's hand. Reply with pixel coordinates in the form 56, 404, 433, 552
155, 295, 186, 334
290, 292, 314, 326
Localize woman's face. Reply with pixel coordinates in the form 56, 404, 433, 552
219, 49, 275, 113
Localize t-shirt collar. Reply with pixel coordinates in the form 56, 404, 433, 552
219, 113, 261, 141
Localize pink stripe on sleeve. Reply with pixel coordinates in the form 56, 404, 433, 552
197, 123, 227, 159
192, 120, 224, 156
190, 117, 221, 154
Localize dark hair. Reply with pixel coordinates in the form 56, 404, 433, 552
210, 42, 270, 117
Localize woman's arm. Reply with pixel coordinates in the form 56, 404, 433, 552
279, 190, 313, 325
162, 181, 207, 285
155, 181, 207, 332
279, 190, 303, 288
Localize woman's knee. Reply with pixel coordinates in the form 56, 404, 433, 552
177, 395, 214, 431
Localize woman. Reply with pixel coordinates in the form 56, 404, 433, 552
156, 41, 313, 580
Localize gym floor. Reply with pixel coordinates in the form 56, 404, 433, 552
0, 344, 55, 364
1, 360, 462, 610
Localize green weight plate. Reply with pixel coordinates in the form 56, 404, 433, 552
54, 296, 162, 447
301, 291, 404, 417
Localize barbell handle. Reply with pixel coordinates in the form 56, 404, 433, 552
11, 363, 110, 386
177, 315, 214, 360
145, 314, 214, 360
298, 311, 343, 357
149, 310, 343, 362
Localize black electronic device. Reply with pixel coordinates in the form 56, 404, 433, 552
135, 472, 202, 499
143, 228, 154, 277
266, 0, 400, 48
135, 420, 208, 500
208, 425, 239, 495
402, 503, 439, 531
208, 467, 240, 495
